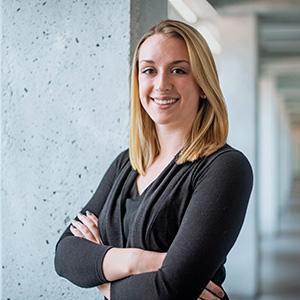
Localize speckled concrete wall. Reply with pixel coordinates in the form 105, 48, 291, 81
1, 0, 3, 297
1, 1, 167, 299
2, 0, 131, 299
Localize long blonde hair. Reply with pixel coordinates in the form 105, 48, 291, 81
129, 19, 228, 175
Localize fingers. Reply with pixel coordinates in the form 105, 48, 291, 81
78, 212, 101, 243
198, 289, 219, 300
86, 210, 98, 226
206, 281, 224, 298
70, 224, 84, 238
71, 219, 98, 243
85, 211, 104, 244
70, 212, 101, 244
198, 281, 224, 300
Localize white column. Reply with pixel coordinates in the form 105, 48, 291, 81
258, 75, 281, 236
278, 96, 293, 212
215, 15, 258, 297
291, 124, 300, 180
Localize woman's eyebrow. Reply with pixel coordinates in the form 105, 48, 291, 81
139, 59, 154, 64
170, 60, 190, 65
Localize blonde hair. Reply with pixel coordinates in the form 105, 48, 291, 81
129, 19, 228, 175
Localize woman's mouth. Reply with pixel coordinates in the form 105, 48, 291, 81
151, 97, 180, 105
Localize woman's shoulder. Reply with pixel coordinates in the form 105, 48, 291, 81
111, 148, 130, 170
191, 143, 253, 185
203, 143, 251, 168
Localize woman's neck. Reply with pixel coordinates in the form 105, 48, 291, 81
155, 125, 191, 160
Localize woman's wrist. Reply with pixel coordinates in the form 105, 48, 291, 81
130, 249, 166, 275
102, 247, 143, 281
102, 247, 166, 281
128, 248, 144, 275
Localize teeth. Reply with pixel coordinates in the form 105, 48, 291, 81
153, 98, 178, 105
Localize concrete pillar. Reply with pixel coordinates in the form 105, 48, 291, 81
215, 15, 258, 298
291, 124, 300, 179
278, 97, 293, 211
1, 1, 167, 300
0, 1, 2, 298
131, 0, 167, 54
258, 75, 281, 236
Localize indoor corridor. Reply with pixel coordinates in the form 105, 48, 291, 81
233, 178, 300, 300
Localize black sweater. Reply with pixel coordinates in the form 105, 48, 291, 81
55, 144, 253, 300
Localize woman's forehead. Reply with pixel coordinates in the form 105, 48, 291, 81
138, 34, 189, 63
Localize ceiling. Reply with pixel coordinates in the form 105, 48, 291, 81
208, 0, 300, 59
188, 0, 300, 124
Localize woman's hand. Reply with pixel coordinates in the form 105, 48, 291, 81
198, 281, 224, 299
97, 283, 111, 299
70, 211, 103, 245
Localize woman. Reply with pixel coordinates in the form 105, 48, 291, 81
55, 19, 253, 300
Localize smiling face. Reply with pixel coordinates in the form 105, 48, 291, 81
138, 34, 202, 131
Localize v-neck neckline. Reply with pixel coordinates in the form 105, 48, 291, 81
134, 149, 182, 197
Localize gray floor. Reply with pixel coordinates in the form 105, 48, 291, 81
233, 179, 300, 300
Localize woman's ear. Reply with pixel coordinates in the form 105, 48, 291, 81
199, 88, 207, 99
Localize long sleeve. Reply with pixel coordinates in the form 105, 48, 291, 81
110, 150, 253, 300
54, 150, 127, 287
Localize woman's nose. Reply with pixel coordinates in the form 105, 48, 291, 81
154, 72, 172, 92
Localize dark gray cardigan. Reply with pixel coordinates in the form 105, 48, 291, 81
55, 144, 253, 300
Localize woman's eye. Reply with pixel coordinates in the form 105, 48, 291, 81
141, 68, 154, 74
172, 68, 186, 74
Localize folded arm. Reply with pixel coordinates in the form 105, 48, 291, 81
55, 150, 252, 299
71, 211, 225, 300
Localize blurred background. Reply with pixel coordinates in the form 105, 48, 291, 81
1, 0, 300, 299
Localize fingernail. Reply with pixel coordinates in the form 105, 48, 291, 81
77, 213, 84, 218
86, 210, 92, 216
218, 291, 224, 298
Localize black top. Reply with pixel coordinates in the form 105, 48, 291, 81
54, 144, 253, 300
122, 182, 143, 244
